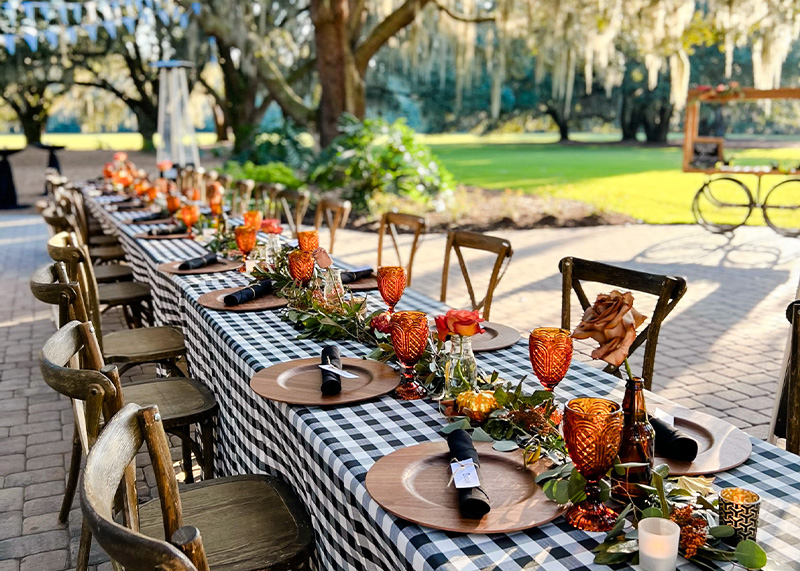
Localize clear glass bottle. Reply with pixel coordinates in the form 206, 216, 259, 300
324, 268, 346, 306
446, 335, 478, 395
611, 377, 655, 504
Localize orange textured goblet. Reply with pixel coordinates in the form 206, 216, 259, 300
243, 210, 263, 231
288, 250, 315, 286
390, 311, 429, 400
297, 230, 319, 252
179, 204, 200, 239
235, 226, 257, 272
529, 328, 573, 391
563, 398, 624, 532
377, 266, 406, 313
166, 194, 182, 217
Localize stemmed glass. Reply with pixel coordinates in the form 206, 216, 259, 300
529, 328, 573, 391
390, 311, 429, 400
179, 204, 200, 239
166, 194, 182, 220
377, 266, 406, 313
563, 398, 624, 532
243, 210, 263, 231
235, 226, 257, 273
297, 230, 319, 252
287, 250, 315, 286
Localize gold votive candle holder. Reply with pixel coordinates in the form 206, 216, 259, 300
718, 487, 761, 542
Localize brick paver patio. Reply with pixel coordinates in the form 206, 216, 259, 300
1, 151, 797, 569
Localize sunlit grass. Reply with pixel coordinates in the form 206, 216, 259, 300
0, 132, 218, 151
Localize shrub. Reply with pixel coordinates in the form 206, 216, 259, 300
221, 161, 304, 190
309, 114, 454, 215
237, 122, 316, 170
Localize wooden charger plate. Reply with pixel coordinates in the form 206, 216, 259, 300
157, 258, 242, 275
651, 403, 752, 476
134, 232, 192, 240
123, 217, 173, 226
346, 276, 378, 291
197, 287, 288, 312
366, 441, 565, 533
471, 322, 521, 352
250, 357, 398, 406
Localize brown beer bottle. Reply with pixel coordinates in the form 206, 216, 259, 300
611, 377, 655, 504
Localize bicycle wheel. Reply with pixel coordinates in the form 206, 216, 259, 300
763, 179, 800, 237
692, 177, 754, 234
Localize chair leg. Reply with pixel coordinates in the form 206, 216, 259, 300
76, 519, 92, 571
60, 426, 82, 523
160, 359, 185, 377
181, 436, 195, 484
200, 417, 215, 480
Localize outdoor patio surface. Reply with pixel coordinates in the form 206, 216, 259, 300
0, 151, 797, 569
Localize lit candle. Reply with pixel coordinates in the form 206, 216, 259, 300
718, 487, 761, 542
638, 517, 680, 571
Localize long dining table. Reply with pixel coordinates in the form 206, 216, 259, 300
83, 187, 800, 571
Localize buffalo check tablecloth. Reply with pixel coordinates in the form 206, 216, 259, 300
83, 188, 800, 571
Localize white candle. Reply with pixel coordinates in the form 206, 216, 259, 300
638, 518, 680, 571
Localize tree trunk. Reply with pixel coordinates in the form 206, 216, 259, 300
19, 108, 45, 145
620, 92, 640, 141
545, 104, 570, 142
213, 104, 229, 142
133, 108, 158, 151
643, 99, 673, 143
311, 0, 365, 147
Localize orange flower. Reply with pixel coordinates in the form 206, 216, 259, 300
157, 160, 173, 172
312, 247, 332, 269
260, 218, 283, 234
113, 152, 128, 162
435, 309, 484, 341
370, 311, 392, 334
102, 162, 115, 179
571, 290, 647, 367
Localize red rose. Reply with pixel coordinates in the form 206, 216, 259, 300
716, 84, 726, 93
434, 315, 449, 342
439, 308, 484, 338
261, 218, 283, 234
371, 311, 392, 334
113, 152, 128, 162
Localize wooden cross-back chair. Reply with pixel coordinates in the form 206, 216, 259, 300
377, 212, 426, 286
39, 318, 218, 570
253, 182, 278, 215
82, 401, 315, 571
769, 301, 800, 454
60, 185, 121, 249
559, 257, 688, 390
314, 196, 352, 254
230, 179, 255, 215
201, 170, 219, 203
41, 241, 188, 376
440, 230, 513, 321
272, 188, 310, 238
47, 231, 151, 328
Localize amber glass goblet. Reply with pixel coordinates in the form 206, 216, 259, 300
243, 210, 263, 231
234, 226, 257, 273
563, 398, 624, 532
377, 266, 406, 313
288, 250, 315, 286
297, 230, 319, 252
390, 311, 429, 400
179, 204, 200, 238
166, 194, 182, 218
529, 327, 573, 391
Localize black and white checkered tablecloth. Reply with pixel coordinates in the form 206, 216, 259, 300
84, 188, 800, 571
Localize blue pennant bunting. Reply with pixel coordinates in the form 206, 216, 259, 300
66, 27, 77, 45
85, 23, 98, 42
144, 0, 153, 8
157, 9, 169, 25
23, 2, 33, 20
5, 34, 15, 55
191, 2, 201, 14
23, 30, 37, 52
179, 13, 188, 28
72, 4, 82, 21
103, 21, 116, 39
58, 5, 68, 24
122, 16, 135, 34
45, 29, 58, 49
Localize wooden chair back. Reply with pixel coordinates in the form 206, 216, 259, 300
254, 182, 278, 215
81, 402, 209, 571
771, 301, 800, 454
201, 171, 218, 203
273, 188, 310, 238
377, 212, 426, 286
230, 179, 255, 215
440, 231, 513, 321
46, 232, 104, 342
314, 196, 352, 254
559, 257, 687, 389
30, 263, 83, 330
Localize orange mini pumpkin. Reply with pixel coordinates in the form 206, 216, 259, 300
455, 390, 500, 423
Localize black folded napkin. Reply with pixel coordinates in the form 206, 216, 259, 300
117, 196, 135, 203
223, 279, 275, 306
147, 225, 185, 236
178, 253, 217, 271
320, 346, 342, 396
341, 267, 374, 284
447, 429, 491, 519
649, 415, 699, 462
134, 212, 163, 223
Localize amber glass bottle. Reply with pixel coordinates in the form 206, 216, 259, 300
611, 377, 655, 504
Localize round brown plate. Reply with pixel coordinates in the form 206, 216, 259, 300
134, 233, 192, 240
347, 276, 378, 291
113, 203, 146, 211
157, 259, 242, 275
651, 403, 752, 476
366, 441, 565, 533
197, 287, 288, 312
123, 217, 173, 226
471, 322, 521, 352
250, 357, 398, 406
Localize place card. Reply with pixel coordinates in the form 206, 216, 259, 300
450, 459, 481, 489
319, 364, 359, 379
653, 408, 675, 426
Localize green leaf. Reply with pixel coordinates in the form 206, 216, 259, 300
543, 478, 557, 501
441, 418, 471, 434
598, 478, 611, 502
735, 540, 768, 569
492, 440, 519, 452
535, 462, 573, 484
554, 480, 571, 505
471, 427, 494, 442
636, 484, 658, 494
567, 469, 588, 503
594, 551, 630, 565
607, 540, 638, 554
640, 507, 663, 519
709, 525, 735, 538
653, 463, 670, 479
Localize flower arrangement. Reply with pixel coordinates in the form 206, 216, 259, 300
434, 309, 485, 340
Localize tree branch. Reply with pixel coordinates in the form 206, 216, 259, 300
432, 0, 495, 23
354, 0, 430, 75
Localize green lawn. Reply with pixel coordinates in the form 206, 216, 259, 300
0, 132, 218, 151
425, 133, 800, 225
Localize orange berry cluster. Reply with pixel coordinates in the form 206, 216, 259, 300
670, 505, 708, 559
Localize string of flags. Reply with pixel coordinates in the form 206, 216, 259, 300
0, 0, 204, 54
